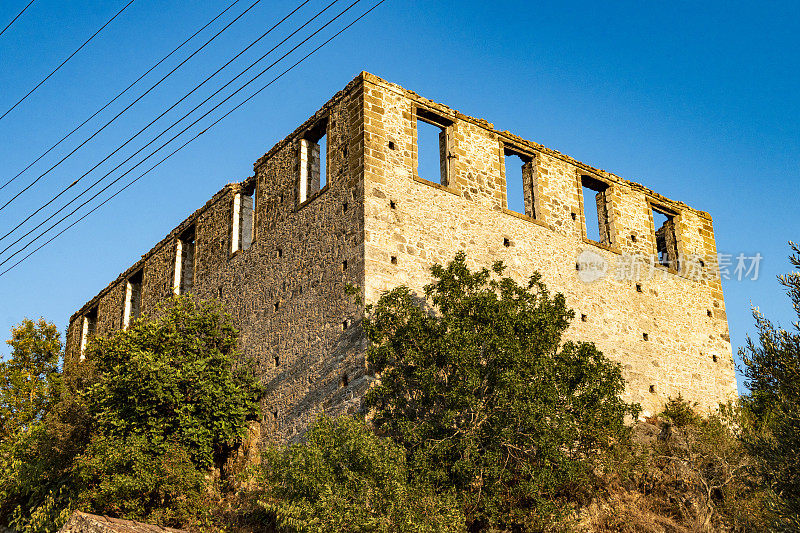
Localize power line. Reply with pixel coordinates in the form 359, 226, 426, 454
0, 0, 355, 255
0, 0, 36, 39
0, 0, 387, 279
0, 0, 264, 215
0, 0, 313, 240
0, 0, 243, 193
0, 0, 136, 122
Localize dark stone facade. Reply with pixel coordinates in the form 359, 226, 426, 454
67, 72, 736, 443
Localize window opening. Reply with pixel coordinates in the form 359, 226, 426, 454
231, 188, 255, 253
80, 306, 98, 357
415, 109, 452, 185
503, 147, 534, 217
173, 226, 195, 295
581, 176, 611, 245
318, 134, 327, 190
123, 268, 143, 329
299, 119, 328, 203
652, 205, 679, 270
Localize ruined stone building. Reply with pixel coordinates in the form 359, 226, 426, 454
66, 72, 737, 441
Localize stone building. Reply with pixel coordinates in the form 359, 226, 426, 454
65, 72, 737, 441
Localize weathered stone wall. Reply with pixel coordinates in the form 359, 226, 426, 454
360, 72, 736, 417
67, 76, 367, 441
66, 72, 736, 444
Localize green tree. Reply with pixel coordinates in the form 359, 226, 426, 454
0, 296, 264, 531
73, 434, 208, 526
254, 415, 464, 532
741, 242, 800, 528
0, 318, 75, 530
652, 397, 767, 532
84, 296, 263, 471
363, 252, 639, 529
0, 318, 62, 441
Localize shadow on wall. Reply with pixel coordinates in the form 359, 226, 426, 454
258, 317, 369, 444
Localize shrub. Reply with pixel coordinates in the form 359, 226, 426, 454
363, 252, 639, 529
254, 415, 464, 532
0, 297, 263, 531
740, 242, 800, 529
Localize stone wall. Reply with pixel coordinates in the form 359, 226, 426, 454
66, 72, 736, 443
360, 72, 735, 417
67, 76, 367, 441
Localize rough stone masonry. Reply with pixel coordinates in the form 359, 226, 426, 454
65, 72, 738, 442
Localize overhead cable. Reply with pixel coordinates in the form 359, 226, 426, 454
0, 0, 242, 193
0, 0, 350, 251
0, 0, 137, 122
0, 0, 387, 279
0, 0, 264, 214
0, 0, 37, 39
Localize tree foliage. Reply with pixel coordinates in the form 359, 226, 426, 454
0, 319, 73, 530
740, 242, 800, 528
254, 415, 464, 532
651, 397, 767, 532
363, 252, 639, 529
0, 296, 263, 531
0, 318, 61, 441
84, 296, 263, 470
74, 434, 208, 525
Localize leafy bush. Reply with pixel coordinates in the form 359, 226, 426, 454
650, 398, 768, 532
253, 415, 464, 532
84, 296, 263, 471
74, 435, 208, 526
363, 252, 639, 530
740, 242, 800, 529
0, 296, 263, 531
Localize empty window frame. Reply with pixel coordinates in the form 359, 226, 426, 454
80, 305, 98, 357
581, 175, 612, 245
122, 268, 143, 329
173, 226, 196, 295
652, 205, 680, 270
298, 119, 328, 203
231, 186, 255, 253
415, 108, 453, 186
503, 146, 535, 217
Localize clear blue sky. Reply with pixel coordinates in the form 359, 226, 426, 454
0, 0, 797, 394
